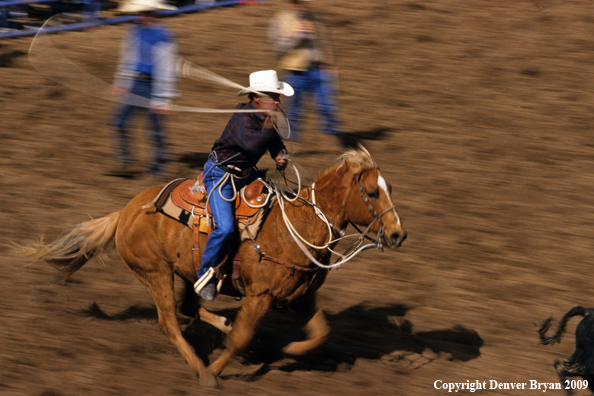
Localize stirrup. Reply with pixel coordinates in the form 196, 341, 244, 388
194, 267, 215, 295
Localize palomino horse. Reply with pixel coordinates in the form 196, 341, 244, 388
23, 147, 406, 388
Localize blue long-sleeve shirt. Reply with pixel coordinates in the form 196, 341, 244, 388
113, 23, 179, 107
211, 102, 286, 170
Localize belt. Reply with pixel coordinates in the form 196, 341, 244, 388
209, 152, 252, 178
217, 163, 252, 178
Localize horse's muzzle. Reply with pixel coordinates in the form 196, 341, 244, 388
385, 231, 407, 249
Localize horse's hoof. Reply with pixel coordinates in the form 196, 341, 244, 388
195, 372, 219, 389
282, 343, 305, 356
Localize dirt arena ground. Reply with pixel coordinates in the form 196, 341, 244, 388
2, 0, 594, 394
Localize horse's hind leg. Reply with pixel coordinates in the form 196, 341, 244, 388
283, 299, 330, 356
199, 307, 232, 335
208, 294, 273, 376
131, 268, 218, 388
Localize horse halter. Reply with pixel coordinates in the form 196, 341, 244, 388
354, 171, 397, 251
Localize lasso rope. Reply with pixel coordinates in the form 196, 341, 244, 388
191, 156, 389, 270
27, 14, 292, 140
270, 158, 385, 270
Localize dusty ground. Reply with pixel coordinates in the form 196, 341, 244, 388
2, 0, 594, 395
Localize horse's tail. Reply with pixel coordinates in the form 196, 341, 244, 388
538, 306, 588, 345
20, 211, 121, 278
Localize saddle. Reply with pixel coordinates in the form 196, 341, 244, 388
170, 173, 270, 230
148, 171, 273, 296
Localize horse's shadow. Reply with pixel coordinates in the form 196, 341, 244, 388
215, 303, 483, 379
79, 302, 158, 321
81, 302, 483, 379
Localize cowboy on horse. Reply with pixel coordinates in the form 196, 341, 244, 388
195, 70, 295, 301
21, 142, 407, 387
20, 69, 407, 387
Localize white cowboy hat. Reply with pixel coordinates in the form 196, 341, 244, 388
238, 70, 294, 97
118, 0, 177, 13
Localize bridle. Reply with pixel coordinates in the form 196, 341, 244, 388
246, 162, 398, 272
352, 171, 398, 252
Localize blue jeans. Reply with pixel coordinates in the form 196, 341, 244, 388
283, 66, 340, 141
198, 158, 257, 277
112, 79, 166, 172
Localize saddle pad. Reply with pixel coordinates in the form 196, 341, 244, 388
151, 178, 198, 230
143, 178, 187, 211
148, 177, 275, 240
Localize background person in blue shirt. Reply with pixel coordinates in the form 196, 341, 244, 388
110, 0, 178, 177
195, 70, 293, 301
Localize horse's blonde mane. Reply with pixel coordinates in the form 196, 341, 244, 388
328, 143, 377, 174
337, 145, 377, 174
318, 144, 377, 179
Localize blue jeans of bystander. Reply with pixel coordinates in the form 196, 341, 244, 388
283, 66, 340, 141
113, 79, 166, 174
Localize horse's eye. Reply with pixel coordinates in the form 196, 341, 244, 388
367, 190, 379, 199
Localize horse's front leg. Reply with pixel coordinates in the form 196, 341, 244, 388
208, 294, 273, 376
283, 298, 330, 355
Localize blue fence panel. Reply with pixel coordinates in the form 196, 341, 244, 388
0, 0, 59, 6
0, 0, 256, 39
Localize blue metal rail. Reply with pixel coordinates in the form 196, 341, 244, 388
0, 0, 250, 39
0, 0, 59, 6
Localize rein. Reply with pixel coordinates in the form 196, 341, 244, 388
352, 172, 399, 253
268, 159, 393, 270
244, 220, 319, 275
